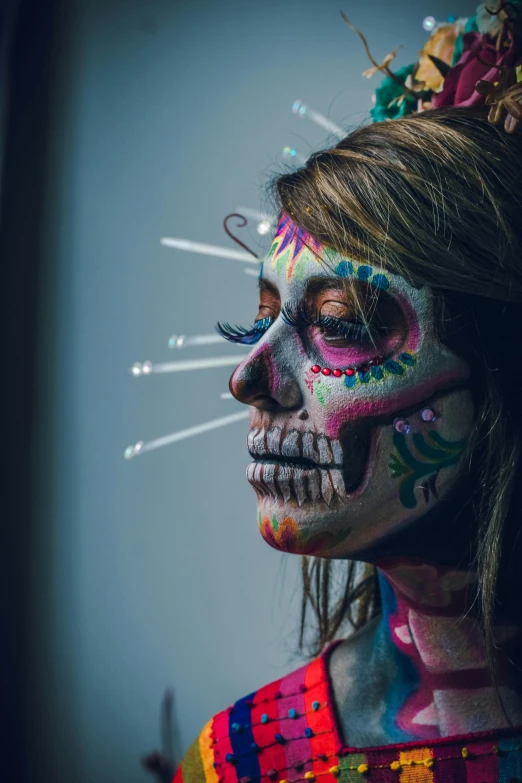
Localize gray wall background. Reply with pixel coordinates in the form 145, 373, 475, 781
29, 1, 475, 781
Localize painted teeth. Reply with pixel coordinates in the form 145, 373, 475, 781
294, 472, 307, 507
246, 463, 262, 499
266, 426, 282, 456
248, 428, 342, 466
252, 429, 266, 455
252, 463, 266, 497
330, 439, 343, 465
246, 428, 347, 505
247, 428, 258, 452
321, 470, 334, 506
262, 463, 278, 501
306, 469, 321, 502
317, 435, 333, 465
281, 430, 299, 457
329, 469, 348, 503
302, 432, 319, 463
276, 465, 292, 503
246, 462, 347, 506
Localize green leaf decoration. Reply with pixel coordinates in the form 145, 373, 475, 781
315, 381, 331, 408
274, 247, 291, 275
428, 431, 468, 452
389, 430, 467, 509
412, 432, 448, 461
370, 64, 420, 122
292, 254, 309, 281
389, 452, 410, 478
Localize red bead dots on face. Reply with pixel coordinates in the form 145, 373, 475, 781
309, 352, 417, 389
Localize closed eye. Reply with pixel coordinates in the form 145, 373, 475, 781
314, 314, 375, 343
281, 302, 378, 345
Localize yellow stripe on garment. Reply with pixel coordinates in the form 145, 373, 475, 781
199, 718, 220, 783
181, 735, 205, 783
399, 747, 434, 783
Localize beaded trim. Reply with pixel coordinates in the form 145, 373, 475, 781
220, 741, 522, 783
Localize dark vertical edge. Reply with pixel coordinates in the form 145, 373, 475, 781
0, 0, 57, 780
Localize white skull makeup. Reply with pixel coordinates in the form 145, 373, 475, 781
228, 215, 474, 557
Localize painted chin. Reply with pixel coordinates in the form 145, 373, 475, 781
257, 512, 352, 555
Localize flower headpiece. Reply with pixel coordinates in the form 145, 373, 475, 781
352, 0, 522, 133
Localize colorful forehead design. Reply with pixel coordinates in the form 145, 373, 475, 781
269, 213, 390, 291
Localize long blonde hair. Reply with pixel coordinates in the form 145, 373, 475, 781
273, 107, 522, 691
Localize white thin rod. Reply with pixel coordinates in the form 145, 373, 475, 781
293, 101, 344, 139
151, 355, 247, 374
220, 392, 234, 399
307, 109, 344, 138
169, 333, 225, 349
244, 267, 260, 277
236, 207, 275, 223
160, 237, 259, 264
130, 411, 249, 456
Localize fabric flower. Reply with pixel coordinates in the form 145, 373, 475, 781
370, 64, 421, 121
415, 20, 466, 92
432, 30, 520, 108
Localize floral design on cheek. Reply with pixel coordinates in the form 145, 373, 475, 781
389, 427, 468, 509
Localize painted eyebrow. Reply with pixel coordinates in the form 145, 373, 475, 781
304, 276, 347, 297
259, 278, 280, 298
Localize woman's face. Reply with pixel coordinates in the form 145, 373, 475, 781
229, 215, 474, 557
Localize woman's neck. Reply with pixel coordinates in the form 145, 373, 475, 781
330, 556, 522, 746
374, 557, 522, 738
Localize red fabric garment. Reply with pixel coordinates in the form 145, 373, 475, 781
172, 645, 522, 783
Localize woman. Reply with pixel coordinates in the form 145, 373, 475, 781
163, 8, 522, 783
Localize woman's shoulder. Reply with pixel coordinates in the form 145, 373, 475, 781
172, 650, 340, 783
172, 641, 522, 783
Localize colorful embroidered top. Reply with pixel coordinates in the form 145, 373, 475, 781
172, 646, 522, 783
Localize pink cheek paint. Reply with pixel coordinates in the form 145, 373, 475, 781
394, 291, 423, 353
317, 341, 380, 367
316, 337, 405, 368
322, 366, 470, 439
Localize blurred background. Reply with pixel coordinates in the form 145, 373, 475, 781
3, 0, 476, 780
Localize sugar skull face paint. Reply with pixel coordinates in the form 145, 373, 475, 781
228, 215, 474, 557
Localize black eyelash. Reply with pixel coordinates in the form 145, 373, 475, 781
216, 316, 273, 345
281, 302, 372, 343
280, 300, 314, 329
317, 315, 371, 342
